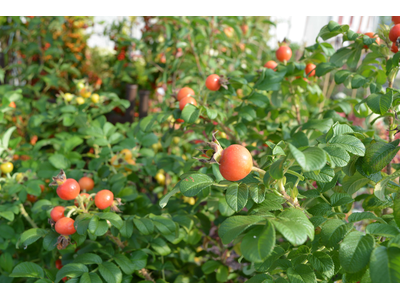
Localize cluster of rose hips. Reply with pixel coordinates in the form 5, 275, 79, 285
176, 73, 228, 114
264, 43, 316, 78
176, 76, 254, 183
389, 16, 400, 53
49, 170, 119, 249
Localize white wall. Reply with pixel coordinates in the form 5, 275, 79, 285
87, 16, 381, 50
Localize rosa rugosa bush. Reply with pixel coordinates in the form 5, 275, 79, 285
1, 17, 400, 284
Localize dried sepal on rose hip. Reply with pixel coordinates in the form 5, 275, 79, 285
205, 74, 229, 91
195, 131, 254, 182
49, 169, 80, 200
194, 131, 224, 164
94, 190, 122, 212
56, 235, 72, 250
54, 217, 76, 250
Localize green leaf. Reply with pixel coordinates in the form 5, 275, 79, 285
358, 141, 400, 174
218, 197, 235, 217
343, 173, 370, 195
133, 218, 154, 235
96, 212, 123, 229
321, 219, 353, 248
269, 157, 285, 179
339, 231, 375, 273
114, 254, 135, 275
374, 170, 400, 201
151, 238, 171, 256
226, 183, 248, 211
351, 75, 367, 89
370, 246, 400, 283
348, 212, 386, 224
315, 62, 336, 76
0, 252, 13, 273
247, 92, 269, 107
366, 223, 400, 238
26, 181, 42, 197
330, 47, 354, 67
98, 262, 122, 283
288, 144, 327, 172
55, 263, 88, 282
325, 123, 354, 142
150, 215, 177, 237
323, 146, 350, 167
308, 252, 334, 279
287, 265, 317, 283
302, 118, 333, 132
19, 228, 47, 248
74, 214, 91, 235
73, 253, 103, 265
329, 135, 365, 156
130, 250, 148, 271
201, 260, 221, 274
159, 184, 180, 208
334, 70, 351, 84
120, 220, 134, 238
246, 274, 273, 283
254, 246, 286, 272
10, 262, 44, 278
80, 272, 103, 283
180, 173, 214, 197
255, 69, 286, 91
366, 92, 392, 115
304, 166, 335, 183
1, 126, 16, 150
218, 215, 265, 244
271, 208, 314, 246
48, 154, 70, 169
181, 104, 200, 124
139, 114, 158, 133
249, 183, 266, 204
216, 265, 229, 283
394, 193, 400, 229
0, 211, 14, 221
330, 193, 354, 207
240, 222, 275, 263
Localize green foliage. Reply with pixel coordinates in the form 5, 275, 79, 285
1, 16, 400, 283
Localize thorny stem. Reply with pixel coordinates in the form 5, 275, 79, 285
19, 204, 37, 228
387, 77, 395, 175
320, 72, 331, 112
105, 231, 125, 249
139, 268, 156, 283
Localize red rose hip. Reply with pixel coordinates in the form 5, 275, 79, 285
55, 217, 76, 235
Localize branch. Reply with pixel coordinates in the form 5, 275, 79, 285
188, 34, 203, 76
19, 204, 38, 228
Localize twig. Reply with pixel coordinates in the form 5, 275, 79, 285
19, 204, 38, 228
188, 34, 203, 76
387, 79, 394, 175
294, 103, 301, 125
